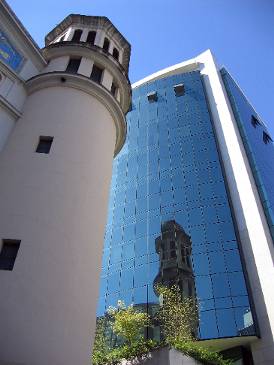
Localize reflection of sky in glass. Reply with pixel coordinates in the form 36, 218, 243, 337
221, 68, 274, 243
97, 70, 257, 340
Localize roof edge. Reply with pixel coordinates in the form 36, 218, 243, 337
0, 0, 46, 66
45, 14, 131, 50
132, 50, 215, 88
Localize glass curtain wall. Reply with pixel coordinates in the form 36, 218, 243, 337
221, 68, 274, 242
97, 70, 257, 340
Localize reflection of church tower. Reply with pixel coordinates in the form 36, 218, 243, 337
154, 220, 196, 299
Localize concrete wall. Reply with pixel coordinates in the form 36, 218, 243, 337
43, 55, 119, 102
0, 109, 16, 151
43, 55, 70, 73
120, 347, 202, 365
0, 0, 47, 155
0, 85, 116, 365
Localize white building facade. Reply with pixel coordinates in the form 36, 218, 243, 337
0, 1, 131, 364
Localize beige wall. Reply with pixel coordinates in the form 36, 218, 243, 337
0, 86, 116, 365
0, 109, 16, 151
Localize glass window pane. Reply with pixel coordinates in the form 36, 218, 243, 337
120, 268, 134, 291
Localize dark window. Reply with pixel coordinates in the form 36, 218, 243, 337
113, 48, 119, 60
170, 250, 176, 259
263, 131, 273, 144
111, 82, 117, 96
59, 35, 66, 42
188, 281, 193, 297
147, 91, 157, 103
0, 239, 21, 270
71, 29, 82, 42
103, 37, 110, 52
186, 256, 191, 268
90, 64, 103, 84
66, 58, 81, 74
87, 31, 96, 45
36, 136, 53, 154
174, 84, 185, 96
251, 115, 261, 128
170, 241, 175, 250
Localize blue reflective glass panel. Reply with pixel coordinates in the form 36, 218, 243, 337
98, 70, 257, 341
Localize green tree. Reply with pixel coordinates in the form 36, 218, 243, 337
107, 300, 150, 346
155, 284, 198, 344
92, 317, 109, 364
92, 298, 232, 365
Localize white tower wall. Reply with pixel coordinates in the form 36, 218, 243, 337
0, 10, 131, 365
0, 85, 118, 365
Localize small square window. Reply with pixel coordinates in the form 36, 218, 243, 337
0, 239, 21, 270
174, 83, 185, 96
36, 136, 53, 154
147, 91, 157, 103
251, 115, 261, 128
263, 131, 273, 144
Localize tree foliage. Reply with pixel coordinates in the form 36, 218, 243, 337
107, 300, 150, 346
155, 284, 199, 344
92, 293, 232, 365
92, 317, 110, 364
92, 338, 157, 365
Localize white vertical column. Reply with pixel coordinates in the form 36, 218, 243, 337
80, 29, 88, 42
197, 49, 274, 365
102, 69, 113, 90
78, 58, 94, 77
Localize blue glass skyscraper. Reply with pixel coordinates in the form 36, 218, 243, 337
97, 50, 274, 365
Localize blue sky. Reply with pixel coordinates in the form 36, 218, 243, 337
7, 0, 274, 134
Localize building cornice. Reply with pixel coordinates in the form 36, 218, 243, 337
0, 94, 22, 119
25, 71, 126, 156
45, 14, 131, 73
0, 0, 46, 69
43, 42, 131, 113
132, 58, 201, 88
0, 59, 25, 84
